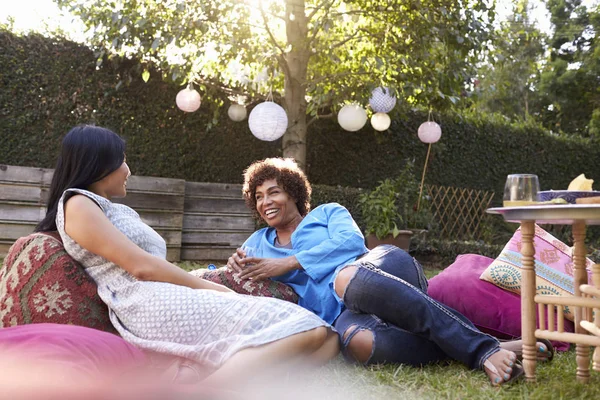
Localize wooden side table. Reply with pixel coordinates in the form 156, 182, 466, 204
488, 205, 600, 382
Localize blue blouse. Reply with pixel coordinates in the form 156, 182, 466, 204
242, 203, 368, 324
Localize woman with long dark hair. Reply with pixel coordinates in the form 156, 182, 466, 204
38, 126, 339, 387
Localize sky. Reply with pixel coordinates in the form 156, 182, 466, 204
1, 0, 599, 38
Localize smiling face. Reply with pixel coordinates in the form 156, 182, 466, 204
90, 158, 131, 199
255, 178, 301, 229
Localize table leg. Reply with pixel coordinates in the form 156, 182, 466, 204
520, 221, 537, 382
593, 262, 600, 372
572, 221, 590, 383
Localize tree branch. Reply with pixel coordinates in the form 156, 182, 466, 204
307, 0, 336, 20
307, 112, 334, 127
259, 0, 286, 56
258, 0, 291, 77
240, 0, 286, 21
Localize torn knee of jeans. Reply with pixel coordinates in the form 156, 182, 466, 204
342, 324, 359, 343
334, 265, 359, 300
343, 326, 374, 364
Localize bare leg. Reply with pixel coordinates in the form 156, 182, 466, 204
202, 327, 334, 388
308, 328, 340, 365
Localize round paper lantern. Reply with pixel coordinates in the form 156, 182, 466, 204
227, 103, 247, 122
417, 121, 442, 144
338, 104, 367, 132
248, 102, 288, 141
176, 87, 201, 112
371, 112, 391, 131
369, 87, 397, 113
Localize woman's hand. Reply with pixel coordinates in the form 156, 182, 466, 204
238, 256, 301, 282
226, 248, 247, 274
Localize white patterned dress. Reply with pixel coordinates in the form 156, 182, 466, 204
56, 188, 328, 368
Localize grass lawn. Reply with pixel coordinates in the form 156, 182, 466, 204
180, 261, 600, 399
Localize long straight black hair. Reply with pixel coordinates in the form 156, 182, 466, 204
36, 125, 126, 232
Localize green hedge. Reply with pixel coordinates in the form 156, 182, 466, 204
3, 29, 600, 201
410, 236, 504, 267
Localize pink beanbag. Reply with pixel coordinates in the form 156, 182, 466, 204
0, 323, 146, 376
428, 254, 573, 351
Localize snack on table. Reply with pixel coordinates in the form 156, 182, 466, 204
567, 174, 594, 191
538, 198, 569, 205
575, 197, 600, 204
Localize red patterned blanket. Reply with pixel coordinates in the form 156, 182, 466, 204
0, 232, 114, 333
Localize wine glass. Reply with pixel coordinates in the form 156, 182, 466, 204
241, 246, 261, 267
503, 174, 540, 207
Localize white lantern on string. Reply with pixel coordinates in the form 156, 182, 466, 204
417, 121, 442, 143
228, 103, 247, 122
176, 87, 201, 112
338, 104, 367, 132
248, 102, 288, 141
369, 87, 397, 113
371, 113, 391, 131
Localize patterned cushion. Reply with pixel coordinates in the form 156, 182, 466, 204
190, 266, 299, 303
0, 232, 115, 333
480, 225, 593, 321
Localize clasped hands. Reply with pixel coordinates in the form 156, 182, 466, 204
226, 248, 299, 282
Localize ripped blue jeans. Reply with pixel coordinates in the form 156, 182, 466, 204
333, 245, 499, 370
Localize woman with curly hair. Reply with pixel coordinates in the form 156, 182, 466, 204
228, 157, 529, 386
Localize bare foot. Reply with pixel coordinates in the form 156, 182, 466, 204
483, 349, 518, 386
499, 340, 553, 361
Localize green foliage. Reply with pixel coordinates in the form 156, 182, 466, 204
3, 29, 600, 203
472, 0, 546, 121
53, 0, 496, 166
54, 0, 494, 110
410, 236, 504, 267
537, 0, 600, 136
359, 161, 432, 239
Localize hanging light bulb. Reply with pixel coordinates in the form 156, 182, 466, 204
338, 104, 367, 131
248, 101, 288, 141
371, 113, 391, 131
369, 87, 397, 113
175, 86, 201, 112
417, 121, 442, 143
228, 103, 247, 122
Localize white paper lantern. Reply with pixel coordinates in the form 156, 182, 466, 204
176, 87, 201, 112
338, 104, 367, 132
228, 103, 247, 122
248, 102, 288, 141
369, 87, 397, 113
418, 121, 442, 144
371, 112, 391, 131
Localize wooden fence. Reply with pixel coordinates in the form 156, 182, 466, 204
182, 182, 254, 261
426, 184, 495, 240
1, 165, 497, 261
0, 165, 254, 262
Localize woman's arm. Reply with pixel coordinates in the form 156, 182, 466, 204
233, 204, 367, 282
64, 195, 232, 292
293, 204, 367, 283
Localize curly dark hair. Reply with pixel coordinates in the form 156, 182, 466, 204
242, 158, 312, 222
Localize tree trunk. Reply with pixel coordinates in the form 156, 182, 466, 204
282, 0, 310, 170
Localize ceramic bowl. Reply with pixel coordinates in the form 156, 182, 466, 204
537, 190, 600, 204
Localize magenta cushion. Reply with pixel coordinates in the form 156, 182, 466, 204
0, 323, 146, 376
428, 254, 573, 351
